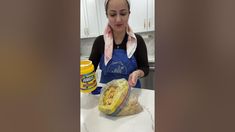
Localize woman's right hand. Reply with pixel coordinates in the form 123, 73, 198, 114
128, 70, 144, 87
128, 70, 140, 87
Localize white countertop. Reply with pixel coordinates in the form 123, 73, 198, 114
81, 88, 155, 132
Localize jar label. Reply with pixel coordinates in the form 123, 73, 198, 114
80, 71, 97, 91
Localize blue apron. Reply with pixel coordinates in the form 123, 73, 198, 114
99, 49, 141, 88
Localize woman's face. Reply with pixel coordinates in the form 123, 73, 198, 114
106, 0, 130, 33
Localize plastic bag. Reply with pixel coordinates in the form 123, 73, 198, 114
98, 78, 143, 116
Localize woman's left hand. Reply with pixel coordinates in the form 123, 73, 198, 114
128, 70, 140, 87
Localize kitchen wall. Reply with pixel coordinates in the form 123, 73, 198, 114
80, 31, 155, 61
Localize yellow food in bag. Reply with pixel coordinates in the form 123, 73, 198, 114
98, 78, 143, 116
98, 79, 129, 115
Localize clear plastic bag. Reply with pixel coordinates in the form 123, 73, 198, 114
98, 78, 143, 116
116, 91, 143, 116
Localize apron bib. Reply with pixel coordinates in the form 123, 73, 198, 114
99, 49, 141, 88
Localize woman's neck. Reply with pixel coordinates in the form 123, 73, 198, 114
113, 30, 126, 45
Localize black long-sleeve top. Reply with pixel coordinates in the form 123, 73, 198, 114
89, 33, 149, 77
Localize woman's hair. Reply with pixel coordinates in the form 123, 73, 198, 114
105, 0, 130, 15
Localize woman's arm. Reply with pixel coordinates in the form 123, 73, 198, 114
89, 36, 104, 71
134, 34, 149, 77
128, 34, 149, 87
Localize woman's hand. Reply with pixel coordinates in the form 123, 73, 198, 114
128, 70, 144, 87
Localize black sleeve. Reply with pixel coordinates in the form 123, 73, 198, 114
134, 34, 149, 77
89, 35, 104, 71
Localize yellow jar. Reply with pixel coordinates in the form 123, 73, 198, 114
80, 60, 97, 93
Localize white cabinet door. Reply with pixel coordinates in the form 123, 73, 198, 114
80, 0, 87, 38
147, 0, 155, 31
80, 0, 100, 38
97, 0, 107, 35
85, 0, 100, 37
128, 0, 154, 32
128, 0, 148, 33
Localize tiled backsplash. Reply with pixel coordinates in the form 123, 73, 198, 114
80, 31, 155, 61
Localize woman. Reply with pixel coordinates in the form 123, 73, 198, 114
89, 0, 149, 88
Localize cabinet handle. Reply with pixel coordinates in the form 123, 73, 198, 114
144, 19, 148, 29
149, 20, 150, 28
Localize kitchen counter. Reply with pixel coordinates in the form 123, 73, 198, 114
81, 88, 155, 132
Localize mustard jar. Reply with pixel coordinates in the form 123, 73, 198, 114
80, 60, 97, 93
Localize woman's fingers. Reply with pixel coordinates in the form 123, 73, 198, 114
128, 75, 133, 87
128, 72, 138, 87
